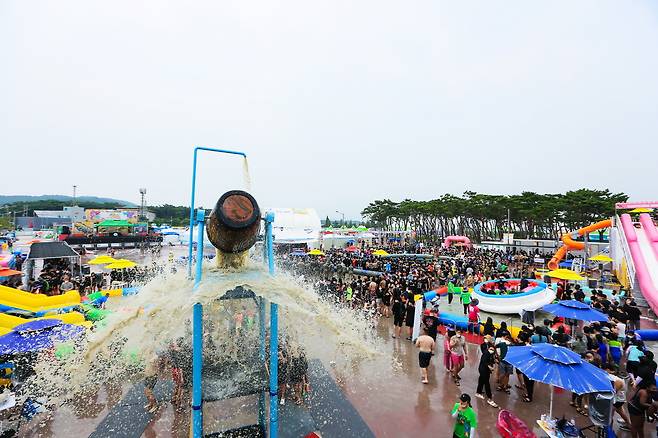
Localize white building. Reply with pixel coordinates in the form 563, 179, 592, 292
266, 207, 321, 246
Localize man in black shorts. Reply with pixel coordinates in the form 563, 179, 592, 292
416, 327, 435, 384
392, 294, 407, 338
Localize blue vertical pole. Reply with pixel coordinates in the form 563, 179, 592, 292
187, 146, 247, 278
265, 212, 275, 276
194, 209, 206, 289
187, 149, 199, 278
192, 303, 203, 437
258, 297, 266, 431
269, 302, 279, 438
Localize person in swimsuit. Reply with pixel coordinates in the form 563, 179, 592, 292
602, 363, 631, 430
143, 353, 167, 413
278, 348, 289, 405
415, 328, 435, 384
627, 378, 657, 438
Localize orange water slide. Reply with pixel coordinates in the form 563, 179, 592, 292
547, 219, 612, 270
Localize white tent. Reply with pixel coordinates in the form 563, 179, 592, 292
266, 208, 321, 245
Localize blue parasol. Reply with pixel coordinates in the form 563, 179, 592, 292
542, 300, 608, 322
0, 319, 85, 355
505, 344, 612, 417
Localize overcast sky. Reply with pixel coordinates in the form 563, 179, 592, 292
2, 1, 657, 220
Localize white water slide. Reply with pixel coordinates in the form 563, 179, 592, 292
619, 213, 658, 313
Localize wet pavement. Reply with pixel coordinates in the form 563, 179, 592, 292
335, 299, 657, 437
26, 308, 655, 437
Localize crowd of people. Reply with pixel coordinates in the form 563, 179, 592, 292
283, 244, 657, 437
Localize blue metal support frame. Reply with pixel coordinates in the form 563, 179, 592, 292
194, 209, 206, 289
188, 146, 247, 278
265, 212, 275, 276
192, 303, 203, 437
257, 297, 266, 431
269, 302, 279, 438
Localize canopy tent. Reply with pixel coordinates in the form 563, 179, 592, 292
26, 242, 79, 261
23, 242, 81, 289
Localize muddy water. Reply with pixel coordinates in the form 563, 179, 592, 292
214, 249, 249, 270
18, 256, 381, 435
242, 156, 251, 191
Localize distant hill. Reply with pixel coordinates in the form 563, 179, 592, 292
0, 195, 137, 207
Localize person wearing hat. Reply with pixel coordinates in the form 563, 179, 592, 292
451, 393, 477, 438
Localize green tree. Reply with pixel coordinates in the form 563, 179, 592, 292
361, 189, 628, 243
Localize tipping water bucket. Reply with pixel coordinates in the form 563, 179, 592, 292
206, 190, 261, 254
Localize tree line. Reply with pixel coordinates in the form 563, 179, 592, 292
0, 201, 193, 227
360, 189, 628, 243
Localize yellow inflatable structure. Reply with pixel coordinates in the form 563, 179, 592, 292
0, 285, 81, 315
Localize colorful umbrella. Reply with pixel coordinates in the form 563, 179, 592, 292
105, 260, 137, 269
0, 319, 85, 355
345, 245, 359, 253
629, 207, 653, 213
546, 269, 584, 281
542, 300, 609, 322
589, 254, 613, 263
504, 344, 612, 417
307, 249, 325, 256
372, 249, 390, 256
88, 256, 118, 265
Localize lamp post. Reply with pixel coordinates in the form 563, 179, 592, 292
336, 210, 345, 226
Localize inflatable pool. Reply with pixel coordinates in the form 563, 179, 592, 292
472, 279, 555, 314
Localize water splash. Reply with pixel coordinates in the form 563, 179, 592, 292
17, 256, 381, 433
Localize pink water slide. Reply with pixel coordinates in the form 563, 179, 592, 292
620, 213, 658, 313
